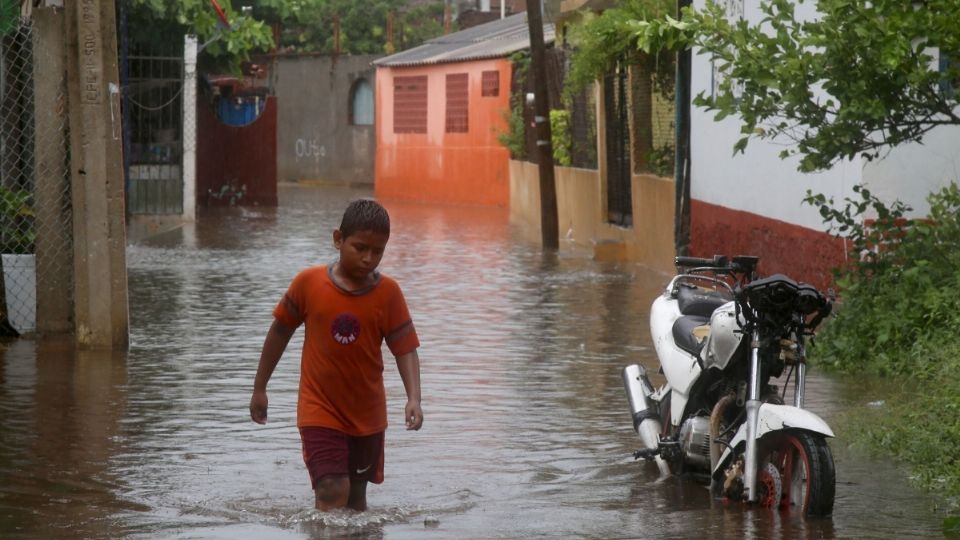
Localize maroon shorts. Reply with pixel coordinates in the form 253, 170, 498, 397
299, 427, 385, 488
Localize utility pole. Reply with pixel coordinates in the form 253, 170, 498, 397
444, 1, 451, 34
675, 0, 692, 256
526, 1, 559, 249
386, 11, 395, 54
65, 0, 130, 348
333, 14, 341, 57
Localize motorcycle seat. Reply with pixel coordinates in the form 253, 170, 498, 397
673, 315, 710, 356
677, 284, 730, 317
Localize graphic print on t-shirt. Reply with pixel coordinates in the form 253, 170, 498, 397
331, 312, 361, 345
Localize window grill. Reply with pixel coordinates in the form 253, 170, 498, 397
445, 73, 469, 133
604, 63, 632, 227
393, 75, 427, 134
481, 70, 499, 97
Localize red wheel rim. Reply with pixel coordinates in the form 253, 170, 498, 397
757, 466, 780, 508
771, 435, 812, 511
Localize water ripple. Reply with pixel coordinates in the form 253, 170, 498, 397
0, 185, 946, 538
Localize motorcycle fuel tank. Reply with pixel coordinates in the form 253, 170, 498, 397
701, 301, 744, 370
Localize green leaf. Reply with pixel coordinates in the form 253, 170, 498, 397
733, 137, 749, 154
944, 516, 960, 533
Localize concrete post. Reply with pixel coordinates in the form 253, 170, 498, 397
65, 0, 129, 349
182, 34, 197, 222
32, 7, 73, 335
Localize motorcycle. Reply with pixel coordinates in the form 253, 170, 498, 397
622, 255, 836, 516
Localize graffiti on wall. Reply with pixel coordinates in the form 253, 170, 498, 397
295, 136, 326, 163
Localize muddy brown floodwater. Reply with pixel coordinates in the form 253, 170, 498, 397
0, 184, 950, 539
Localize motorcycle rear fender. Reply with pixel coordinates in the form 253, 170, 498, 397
712, 404, 834, 477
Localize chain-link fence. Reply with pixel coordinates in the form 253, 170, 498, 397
629, 51, 676, 177
0, 17, 72, 336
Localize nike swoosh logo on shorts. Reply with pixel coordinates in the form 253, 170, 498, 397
356, 464, 372, 475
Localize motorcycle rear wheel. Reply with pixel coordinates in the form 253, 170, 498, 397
761, 431, 835, 516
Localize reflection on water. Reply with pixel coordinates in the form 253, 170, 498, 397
0, 184, 948, 538
0, 339, 135, 538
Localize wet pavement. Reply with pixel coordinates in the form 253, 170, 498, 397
0, 184, 949, 538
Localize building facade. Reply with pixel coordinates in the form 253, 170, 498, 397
374, 13, 553, 207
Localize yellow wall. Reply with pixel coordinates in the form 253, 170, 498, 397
509, 159, 676, 273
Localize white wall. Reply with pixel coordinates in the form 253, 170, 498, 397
689, 95, 859, 230
863, 121, 960, 216
689, 0, 958, 227
689, 0, 858, 231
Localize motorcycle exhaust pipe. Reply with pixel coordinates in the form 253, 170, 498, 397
622, 364, 670, 477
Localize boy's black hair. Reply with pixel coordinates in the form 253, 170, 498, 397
339, 198, 390, 238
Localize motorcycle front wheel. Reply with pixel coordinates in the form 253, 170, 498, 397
761, 431, 835, 516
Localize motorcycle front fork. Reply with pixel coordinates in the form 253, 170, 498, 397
794, 336, 807, 408
743, 329, 807, 502
743, 329, 762, 503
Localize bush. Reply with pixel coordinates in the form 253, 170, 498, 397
497, 97, 528, 160
0, 186, 34, 255
808, 184, 960, 376
497, 52, 529, 160
550, 110, 572, 167
807, 183, 960, 507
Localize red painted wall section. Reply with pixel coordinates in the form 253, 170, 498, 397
690, 200, 847, 291
375, 59, 513, 207
196, 96, 279, 207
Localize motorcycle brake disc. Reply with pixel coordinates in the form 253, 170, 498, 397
757, 462, 783, 509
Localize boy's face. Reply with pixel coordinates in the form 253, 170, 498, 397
333, 229, 389, 280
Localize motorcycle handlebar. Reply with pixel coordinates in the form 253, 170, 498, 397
675, 255, 727, 268
675, 255, 760, 276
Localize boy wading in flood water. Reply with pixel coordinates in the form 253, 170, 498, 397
249, 199, 423, 511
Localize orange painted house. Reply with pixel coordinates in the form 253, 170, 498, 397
374, 13, 554, 207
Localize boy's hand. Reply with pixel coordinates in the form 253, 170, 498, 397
250, 390, 268, 424
405, 400, 423, 431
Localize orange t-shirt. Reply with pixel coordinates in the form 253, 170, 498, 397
273, 265, 419, 435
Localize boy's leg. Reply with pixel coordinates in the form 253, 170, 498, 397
347, 480, 368, 511
301, 427, 353, 511
314, 475, 350, 511
345, 431, 385, 512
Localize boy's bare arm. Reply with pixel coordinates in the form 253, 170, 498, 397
250, 319, 296, 424
395, 350, 423, 431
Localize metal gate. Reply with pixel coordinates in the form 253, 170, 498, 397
122, 43, 184, 215
604, 63, 632, 227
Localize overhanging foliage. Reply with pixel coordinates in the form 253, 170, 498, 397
126, 0, 273, 72
625, 0, 960, 172
563, 0, 674, 100
127, 1, 448, 72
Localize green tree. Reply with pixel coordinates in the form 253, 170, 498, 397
564, 0, 674, 99
126, 1, 448, 70
252, 0, 446, 55
126, 0, 274, 72
628, 0, 960, 172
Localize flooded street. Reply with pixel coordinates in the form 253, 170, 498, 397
0, 184, 949, 538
